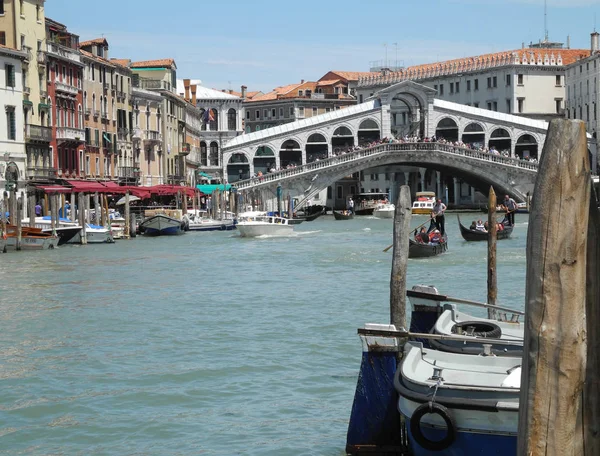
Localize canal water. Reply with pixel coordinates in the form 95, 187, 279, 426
0, 213, 528, 455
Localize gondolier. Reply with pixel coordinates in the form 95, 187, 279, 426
501, 194, 518, 226
347, 197, 354, 214
431, 199, 447, 235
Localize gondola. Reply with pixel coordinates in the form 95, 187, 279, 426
333, 210, 353, 220
408, 221, 448, 258
305, 208, 325, 222
457, 214, 513, 241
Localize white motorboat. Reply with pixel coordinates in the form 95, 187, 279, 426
236, 212, 293, 237
139, 209, 185, 236
23, 216, 82, 246
84, 224, 116, 243
395, 341, 519, 455
373, 202, 395, 218
185, 212, 236, 231
411, 191, 436, 215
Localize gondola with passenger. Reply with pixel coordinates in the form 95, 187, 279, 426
457, 214, 513, 241
333, 209, 353, 220
409, 220, 448, 258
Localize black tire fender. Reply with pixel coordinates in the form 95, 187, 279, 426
451, 321, 502, 338
410, 401, 456, 451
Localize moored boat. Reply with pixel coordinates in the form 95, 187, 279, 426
457, 215, 513, 241
305, 208, 325, 221
333, 209, 353, 220
236, 212, 293, 237
185, 212, 236, 231
23, 216, 82, 246
5, 225, 59, 250
140, 209, 185, 236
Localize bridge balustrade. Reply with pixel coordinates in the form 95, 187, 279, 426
233, 142, 539, 190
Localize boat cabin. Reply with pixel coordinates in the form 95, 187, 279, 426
411, 191, 436, 215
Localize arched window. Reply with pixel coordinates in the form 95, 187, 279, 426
92, 94, 96, 114
70, 102, 75, 127
83, 91, 87, 109
78, 104, 83, 128
227, 108, 236, 131
112, 98, 116, 121
209, 109, 218, 131
48, 98, 53, 127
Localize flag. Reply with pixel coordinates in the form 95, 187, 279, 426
103, 132, 112, 143
208, 109, 215, 122
202, 109, 210, 123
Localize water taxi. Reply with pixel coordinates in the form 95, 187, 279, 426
411, 192, 436, 215
236, 212, 293, 237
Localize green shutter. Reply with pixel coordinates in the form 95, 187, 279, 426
8, 109, 15, 140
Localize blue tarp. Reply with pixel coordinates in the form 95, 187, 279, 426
197, 184, 232, 194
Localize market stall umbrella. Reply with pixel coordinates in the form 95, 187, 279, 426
116, 195, 141, 205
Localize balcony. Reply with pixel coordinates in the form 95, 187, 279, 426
101, 111, 108, 120
47, 42, 83, 65
40, 89, 47, 99
27, 166, 58, 180
56, 126, 85, 143
103, 82, 110, 91
22, 45, 32, 64
55, 81, 79, 95
116, 90, 126, 100
118, 166, 141, 181
37, 50, 46, 66
24, 86, 31, 95
26, 124, 52, 142
117, 127, 130, 142
167, 174, 187, 185
180, 143, 191, 156
134, 78, 171, 91
85, 107, 91, 117
144, 129, 162, 142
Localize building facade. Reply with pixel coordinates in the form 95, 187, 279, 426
80, 38, 117, 180
109, 59, 134, 185
357, 46, 590, 139
45, 18, 85, 180
0, 45, 27, 191
131, 87, 163, 186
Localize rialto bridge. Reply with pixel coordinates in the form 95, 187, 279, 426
221, 81, 596, 209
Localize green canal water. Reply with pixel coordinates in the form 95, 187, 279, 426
0, 213, 528, 455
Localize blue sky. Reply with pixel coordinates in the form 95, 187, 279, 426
48, 0, 600, 93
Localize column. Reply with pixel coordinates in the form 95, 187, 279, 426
471, 186, 476, 204
453, 177, 460, 205
327, 143, 332, 158
436, 171, 441, 199
403, 172, 410, 192
419, 167, 426, 192
510, 137, 516, 158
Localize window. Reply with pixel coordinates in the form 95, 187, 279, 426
95, 157, 100, 175
449, 82, 454, 94
94, 129, 99, 147
487, 102, 492, 110
336, 185, 343, 199
36, 4, 40, 22
487, 77, 492, 88
554, 99, 562, 114
434, 84, 438, 91
289, 107, 294, 117
91, 64, 95, 81
455, 82, 460, 93
298, 106, 305, 117
312, 107, 317, 115
359, 94, 363, 103
272, 108, 276, 117
473, 102, 479, 108
263, 109, 267, 119
587, 62, 590, 71
556, 75, 561, 86
474, 79, 479, 91
86, 156, 90, 175
517, 98, 524, 113
6, 106, 15, 140
587, 104, 590, 121
439, 84, 444, 95
245, 111, 250, 119
493, 101, 497, 111
5, 64, 15, 87
506, 74, 511, 86
19, 0, 23, 16
466, 80, 471, 91
506, 99, 511, 113
80, 150, 84, 172
493, 76, 497, 88
255, 110, 260, 119
0, 2, 4, 14
279, 107, 283, 117
517, 74, 523, 85
298, 90, 303, 96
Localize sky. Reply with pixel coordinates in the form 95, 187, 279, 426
47, 0, 600, 93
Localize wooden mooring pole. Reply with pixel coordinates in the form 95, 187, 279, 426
517, 119, 590, 456
487, 187, 498, 319
584, 185, 600, 455
16, 192, 23, 251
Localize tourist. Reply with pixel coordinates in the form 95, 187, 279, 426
502, 194, 518, 226
35, 202, 42, 217
429, 229, 441, 243
475, 219, 486, 232
431, 198, 446, 235
470, 220, 477, 230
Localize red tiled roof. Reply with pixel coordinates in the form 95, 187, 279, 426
80, 38, 108, 48
131, 59, 176, 69
316, 79, 343, 86
325, 71, 377, 81
110, 58, 131, 68
79, 49, 116, 67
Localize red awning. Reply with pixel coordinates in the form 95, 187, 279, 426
66, 180, 111, 193
147, 184, 198, 198
36, 185, 72, 194
124, 186, 152, 199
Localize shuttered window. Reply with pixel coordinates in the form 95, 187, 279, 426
6, 107, 16, 140
5, 64, 15, 87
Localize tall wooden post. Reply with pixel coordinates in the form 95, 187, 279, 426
60, 193, 66, 219
16, 193, 23, 251
9, 190, 16, 225
124, 191, 131, 240
85, 194, 91, 224
390, 185, 412, 336
70, 192, 76, 222
487, 187, 498, 319
584, 187, 600, 455
94, 192, 100, 226
78, 192, 87, 245
517, 119, 590, 456
28, 191, 36, 228
50, 193, 56, 232
43, 196, 48, 216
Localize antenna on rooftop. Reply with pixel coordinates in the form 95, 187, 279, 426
544, 0, 548, 42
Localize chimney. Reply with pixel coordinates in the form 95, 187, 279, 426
229, 89, 233, 94
301, 79, 305, 84
184, 79, 191, 102
567, 35, 571, 49
241, 85, 247, 99
191, 84, 197, 106
592, 32, 600, 54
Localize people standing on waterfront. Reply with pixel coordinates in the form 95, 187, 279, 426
501, 194, 517, 226
431, 198, 446, 235
35, 202, 42, 217
347, 197, 354, 214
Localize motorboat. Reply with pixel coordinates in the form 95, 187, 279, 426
395, 341, 519, 455
185, 212, 236, 232
411, 191, 436, 215
354, 192, 389, 215
236, 212, 293, 237
83, 224, 116, 243
140, 209, 185, 236
5, 225, 59, 250
22, 216, 82, 246
373, 202, 395, 218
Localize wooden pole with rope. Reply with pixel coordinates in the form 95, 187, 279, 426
487, 187, 498, 319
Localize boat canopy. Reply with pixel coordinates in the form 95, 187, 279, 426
197, 184, 232, 194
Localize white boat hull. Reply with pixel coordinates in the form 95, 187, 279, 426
188, 218, 236, 231
5, 235, 59, 250
141, 215, 183, 236
237, 223, 293, 237
373, 208, 395, 218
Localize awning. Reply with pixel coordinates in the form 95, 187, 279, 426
148, 184, 197, 198
36, 185, 72, 194
198, 171, 213, 179
197, 184, 231, 194
66, 180, 111, 193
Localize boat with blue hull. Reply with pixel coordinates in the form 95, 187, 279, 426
140, 214, 184, 236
